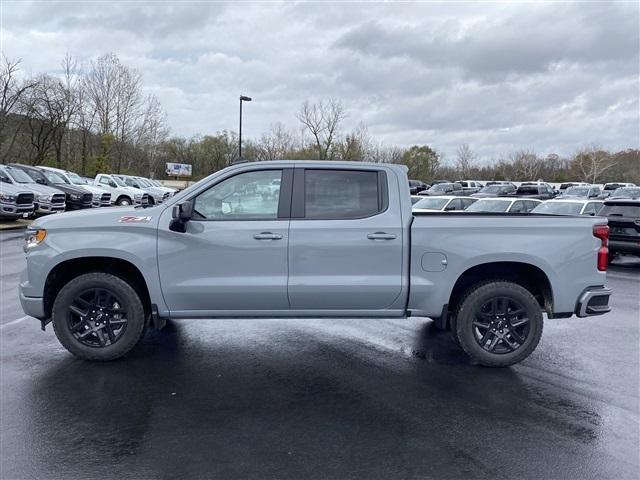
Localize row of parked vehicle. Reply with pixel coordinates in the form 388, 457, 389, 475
409, 179, 638, 201
0, 163, 178, 220
411, 193, 640, 261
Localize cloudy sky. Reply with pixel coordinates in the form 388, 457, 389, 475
1, 1, 639, 160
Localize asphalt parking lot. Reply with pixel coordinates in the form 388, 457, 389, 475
1, 230, 638, 480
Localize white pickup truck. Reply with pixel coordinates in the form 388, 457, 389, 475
94, 174, 149, 206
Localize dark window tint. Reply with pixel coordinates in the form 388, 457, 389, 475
509, 201, 526, 213
305, 170, 381, 219
516, 186, 540, 195
600, 205, 640, 218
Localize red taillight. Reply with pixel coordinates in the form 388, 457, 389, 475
593, 224, 609, 271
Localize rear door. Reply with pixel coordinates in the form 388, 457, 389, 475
287, 167, 403, 310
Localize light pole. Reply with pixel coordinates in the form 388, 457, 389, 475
239, 95, 252, 159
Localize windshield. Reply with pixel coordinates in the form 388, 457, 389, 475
479, 185, 506, 194
112, 176, 126, 187
149, 179, 161, 186
5, 167, 35, 184
42, 170, 69, 184
564, 187, 590, 196
466, 199, 510, 212
531, 202, 583, 215
429, 183, 452, 192
66, 172, 87, 185
413, 197, 449, 210
611, 187, 640, 198
136, 178, 151, 187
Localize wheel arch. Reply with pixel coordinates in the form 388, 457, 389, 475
448, 261, 553, 319
116, 195, 132, 205
43, 257, 152, 320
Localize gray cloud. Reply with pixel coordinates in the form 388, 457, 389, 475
1, 1, 638, 159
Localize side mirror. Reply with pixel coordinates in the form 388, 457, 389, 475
0, 176, 10, 184
444, 205, 456, 211
36, 178, 46, 185
109, 181, 117, 188
170, 201, 193, 232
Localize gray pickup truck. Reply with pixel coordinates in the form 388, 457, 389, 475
20, 161, 612, 366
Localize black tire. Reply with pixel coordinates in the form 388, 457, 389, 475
453, 280, 543, 367
116, 196, 131, 206
52, 272, 146, 361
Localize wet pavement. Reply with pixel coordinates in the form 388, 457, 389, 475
1, 231, 639, 479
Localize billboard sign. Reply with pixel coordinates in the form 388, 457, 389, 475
165, 162, 193, 177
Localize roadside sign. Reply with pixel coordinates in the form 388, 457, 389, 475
165, 163, 192, 177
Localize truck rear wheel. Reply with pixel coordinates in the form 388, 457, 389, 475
453, 280, 543, 367
52, 272, 146, 361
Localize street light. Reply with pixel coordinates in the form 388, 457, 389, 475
239, 95, 252, 159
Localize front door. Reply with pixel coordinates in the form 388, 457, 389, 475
158, 168, 291, 316
287, 167, 403, 311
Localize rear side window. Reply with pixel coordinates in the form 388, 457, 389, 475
303, 169, 384, 220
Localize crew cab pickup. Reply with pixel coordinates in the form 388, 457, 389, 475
19, 161, 613, 366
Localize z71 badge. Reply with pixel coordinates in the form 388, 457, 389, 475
119, 215, 152, 223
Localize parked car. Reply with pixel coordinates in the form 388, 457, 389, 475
472, 183, 517, 198
456, 180, 483, 195
410, 195, 423, 205
465, 197, 542, 213
0, 165, 65, 215
94, 174, 149, 206
0, 173, 34, 220
419, 182, 465, 196
40, 167, 111, 207
20, 161, 612, 367
609, 187, 640, 199
485, 181, 516, 187
413, 195, 477, 212
510, 183, 556, 200
9, 164, 93, 210
114, 175, 169, 205
408, 180, 428, 195
599, 198, 640, 260
602, 182, 636, 198
531, 199, 603, 216
147, 178, 178, 195
561, 185, 602, 199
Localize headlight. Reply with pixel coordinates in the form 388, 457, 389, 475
0, 192, 16, 202
134, 194, 143, 200
25, 228, 47, 249
70, 194, 80, 200
93, 193, 100, 200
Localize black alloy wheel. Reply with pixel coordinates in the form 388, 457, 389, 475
67, 288, 128, 348
471, 296, 530, 354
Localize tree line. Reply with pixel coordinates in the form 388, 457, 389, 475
1, 52, 638, 184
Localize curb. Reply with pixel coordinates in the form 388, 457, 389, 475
0, 220, 32, 232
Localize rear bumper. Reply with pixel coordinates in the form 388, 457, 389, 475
609, 239, 640, 255
575, 286, 612, 317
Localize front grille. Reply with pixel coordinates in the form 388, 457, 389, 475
52, 194, 65, 205
16, 193, 34, 205
82, 193, 93, 203
101, 193, 111, 202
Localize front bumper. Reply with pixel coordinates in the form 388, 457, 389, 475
35, 202, 65, 214
19, 291, 45, 319
575, 286, 612, 317
1, 203, 34, 216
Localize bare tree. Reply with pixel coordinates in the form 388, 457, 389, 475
0, 54, 36, 159
135, 94, 169, 176
571, 146, 618, 183
256, 122, 295, 161
296, 98, 346, 160
510, 150, 543, 180
455, 143, 475, 178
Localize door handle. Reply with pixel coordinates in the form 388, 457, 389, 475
253, 232, 283, 240
367, 232, 396, 240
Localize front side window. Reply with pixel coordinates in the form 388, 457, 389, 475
304, 170, 381, 219
193, 170, 282, 220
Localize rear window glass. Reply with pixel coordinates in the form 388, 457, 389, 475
532, 202, 583, 215
600, 205, 640, 217
413, 197, 449, 210
516, 186, 539, 195
305, 170, 381, 219
466, 199, 511, 212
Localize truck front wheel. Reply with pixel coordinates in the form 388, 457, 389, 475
454, 281, 543, 367
52, 272, 146, 361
